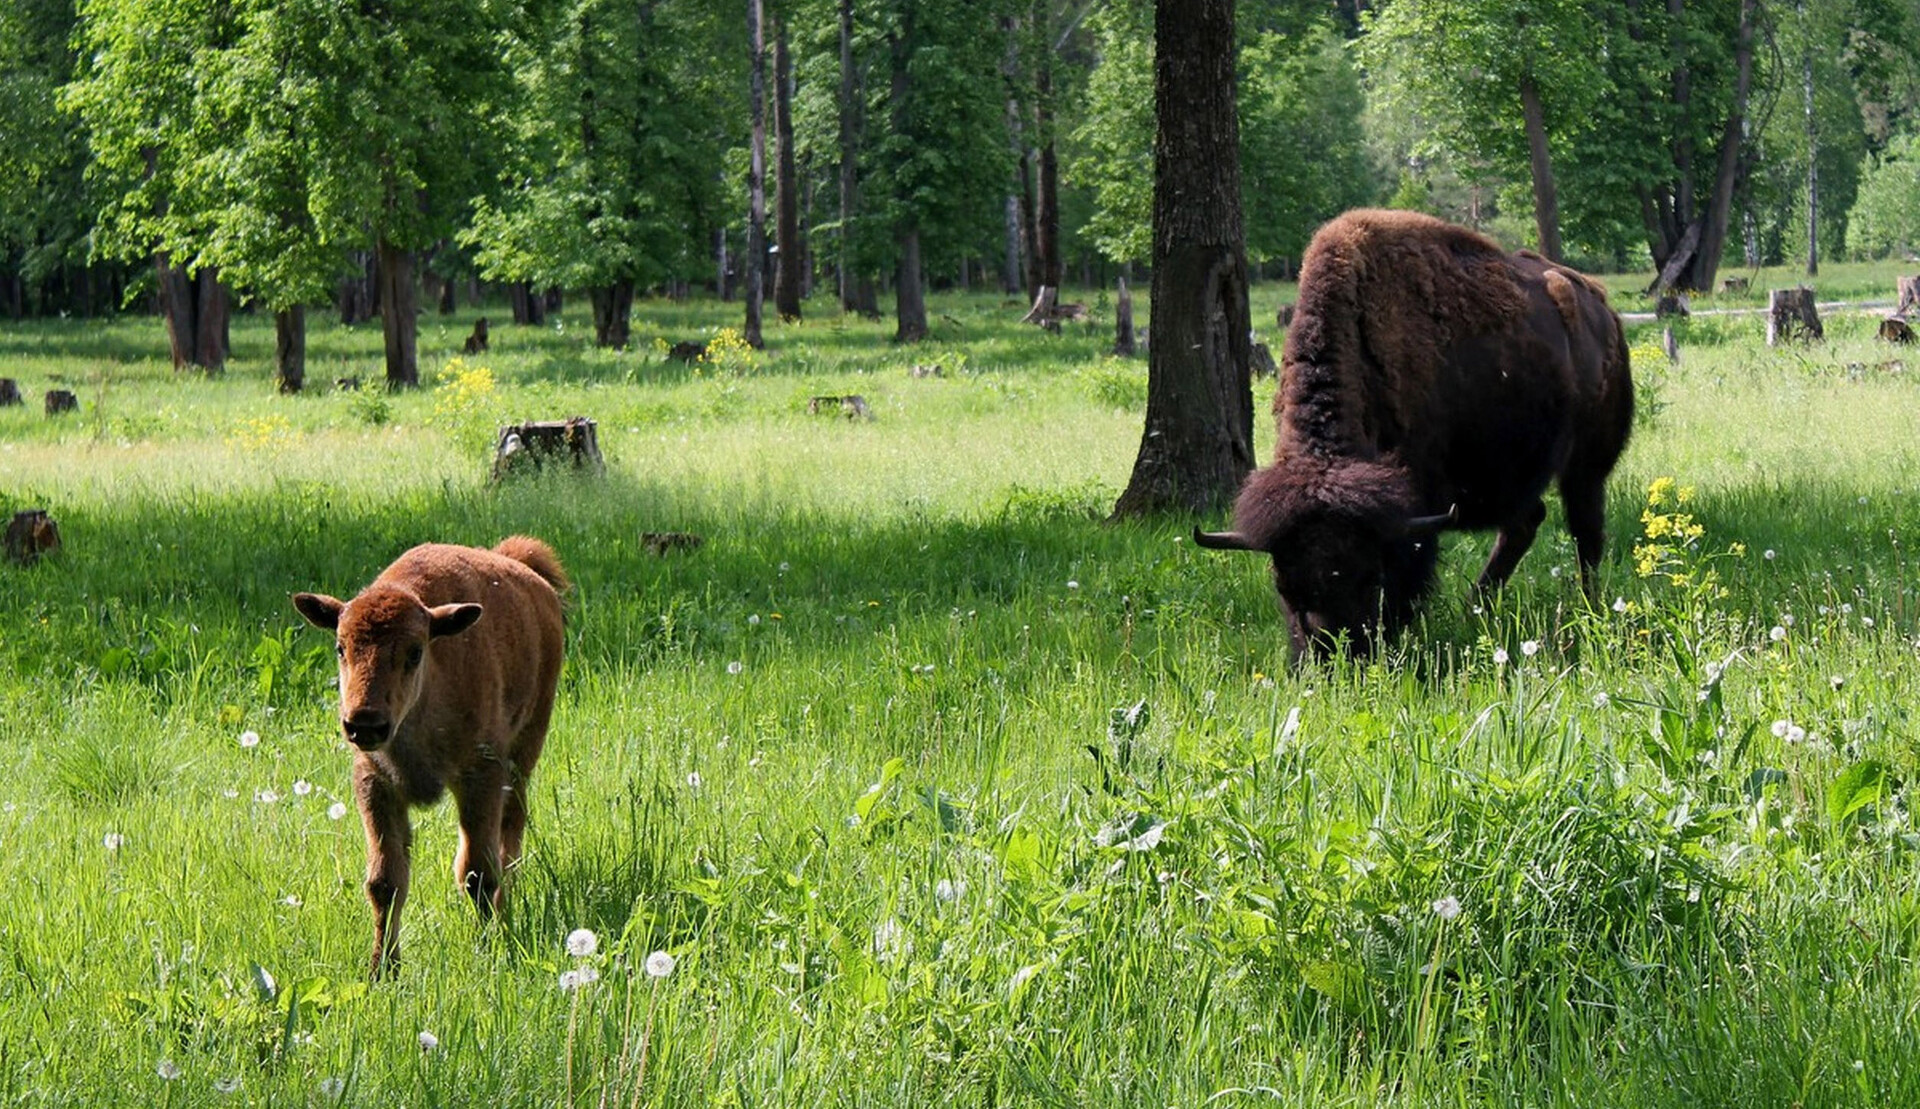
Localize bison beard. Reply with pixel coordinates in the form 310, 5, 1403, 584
1198, 209, 1633, 660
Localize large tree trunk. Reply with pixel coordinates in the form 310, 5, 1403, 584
157, 255, 228, 372
894, 228, 928, 342
590, 281, 634, 348
1688, 0, 1756, 292
837, 0, 859, 313
1803, 40, 1818, 277
744, 0, 768, 348
1034, 72, 1061, 291
773, 14, 803, 321
509, 280, 546, 326
377, 239, 419, 388
1113, 0, 1253, 518
274, 306, 306, 394
1518, 72, 1563, 263
338, 251, 376, 325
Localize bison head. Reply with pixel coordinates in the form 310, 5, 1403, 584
293, 586, 483, 751
1195, 459, 1450, 659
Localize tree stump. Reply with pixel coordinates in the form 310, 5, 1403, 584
1021, 285, 1059, 324
1719, 276, 1750, 295
44, 389, 77, 416
1250, 342, 1278, 378
641, 532, 704, 556
807, 395, 873, 420
1654, 292, 1690, 319
491, 417, 605, 482
335, 376, 362, 391
1767, 287, 1823, 345
1878, 316, 1915, 344
1276, 303, 1295, 329
0, 378, 20, 406
1897, 275, 1920, 316
5, 510, 60, 566
1113, 277, 1136, 357
666, 340, 707, 363
463, 317, 490, 355
908, 364, 943, 378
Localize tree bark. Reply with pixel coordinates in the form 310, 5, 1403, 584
591, 282, 634, 348
1518, 72, 1563, 263
510, 280, 545, 326
773, 13, 803, 321
894, 228, 928, 342
1113, 0, 1254, 518
1803, 38, 1818, 276
377, 239, 419, 388
744, 0, 768, 348
1033, 61, 1061, 291
1687, 0, 1756, 292
1114, 275, 1136, 356
157, 255, 228, 372
837, 0, 860, 313
274, 305, 306, 394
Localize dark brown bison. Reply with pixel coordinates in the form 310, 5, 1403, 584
1197, 209, 1633, 658
293, 537, 567, 978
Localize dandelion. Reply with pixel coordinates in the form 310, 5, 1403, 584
686, 771, 703, 790
1764, 549, 1777, 561
256, 788, 280, 804
1550, 565, 1563, 578
215, 1076, 241, 1094
103, 832, 124, 851
239, 730, 261, 749
1521, 640, 1541, 657
1786, 725, 1806, 745
327, 801, 348, 821
1862, 616, 1876, 628
157, 1060, 181, 1081
1612, 597, 1629, 613
935, 878, 967, 902
284, 894, 302, 908
1770, 626, 1787, 642
748, 614, 760, 626
1781, 613, 1795, 627
1831, 675, 1845, 691
778, 561, 791, 573
1593, 692, 1610, 708
1771, 720, 1790, 739
319, 1077, 345, 1098
293, 779, 313, 796
645, 950, 676, 979
1067, 580, 1080, 590
748, 756, 763, 770
1431, 895, 1462, 920
1492, 647, 1510, 666
559, 965, 599, 991
566, 927, 598, 958
727, 661, 744, 675
417, 1030, 440, 1052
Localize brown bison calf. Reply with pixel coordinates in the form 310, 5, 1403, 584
293, 537, 567, 978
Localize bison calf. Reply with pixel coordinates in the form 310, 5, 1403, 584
293, 537, 567, 979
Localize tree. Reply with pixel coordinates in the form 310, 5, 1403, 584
745, 0, 769, 347
1847, 132, 1920, 256
1112, 0, 1254, 518
773, 9, 805, 320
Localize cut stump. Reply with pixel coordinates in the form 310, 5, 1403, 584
44, 389, 77, 416
0, 378, 20, 407
491, 417, 605, 482
1767, 287, 1823, 345
1878, 316, 1915, 344
5, 510, 60, 566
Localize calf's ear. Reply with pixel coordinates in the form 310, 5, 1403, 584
428, 602, 484, 639
292, 592, 345, 630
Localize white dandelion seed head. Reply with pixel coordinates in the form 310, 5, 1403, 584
748, 614, 760, 625
157, 1060, 181, 1081
685, 771, 703, 790
1781, 613, 1795, 627
327, 801, 348, 821
256, 788, 279, 804
1770, 625, 1787, 642
1550, 565, 1563, 578
417, 1030, 439, 1052
559, 965, 599, 991
1764, 549, 1777, 560
319, 1077, 345, 1098
284, 894, 302, 908
1593, 692, 1610, 708
1431, 895, 1463, 920
566, 928, 598, 958
1612, 597, 1629, 613
293, 779, 313, 796
1862, 616, 1876, 628
645, 950, 676, 978
1492, 648, 1510, 666
214, 1076, 241, 1094
1787, 724, 1807, 745
239, 730, 261, 749
1066, 580, 1080, 590
748, 756, 763, 769
103, 832, 124, 851
1521, 640, 1541, 657
778, 561, 791, 572
1771, 719, 1790, 738
1831, 675, 1845, 690
726, 660, 743, 675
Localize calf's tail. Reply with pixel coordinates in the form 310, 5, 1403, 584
495, 535, 571, 594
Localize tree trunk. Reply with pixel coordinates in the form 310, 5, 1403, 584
1688, 0, 1757, 292
1113, 276, 1136, 356
1803, 40, 1818, 277
1034, 63, 1062, 291
274, 306, 306, 394
338, 251, 376, 325
439, 275, 457, 314
590, 282, 634, 348
744, 0, 768, 348
1518, 72, 1563, 263
1003, 193, 1024, 294
158, 256, 228, 372
510, 280, 545, 326
837, 0, 860, 313
895, 229, 928, 342
1113, 0, 1253, 518
773, 14, 803, 321
377, 239, 419, 388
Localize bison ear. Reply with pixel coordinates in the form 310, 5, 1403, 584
292, 592, 345, 631
1193, 526, 1261, 552
428, 602, 484, 639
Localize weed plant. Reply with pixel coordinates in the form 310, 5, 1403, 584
0, 277, 1917, 1105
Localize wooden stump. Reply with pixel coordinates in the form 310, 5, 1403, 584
0, 378, 20, 406
1276, 303, 1295, 329
641, 532, 704, 556
667, 340, 707, 363
1021, 285, 1058, 325
335, 376, 362, 391
1767, 287, 1823, 345
462, 317, 490, 355
44, 389, 77, 416
908, 364, 944, 378
5, 510, 60, 566
1250, 342, 1278, 379
1879, 316, 1915, 344
1113, 277, 1136, 357
808, 395, 873, 420
1719, 276, 1750, 295
1654, 292, 1690, 319
491, 417, 605, 482
1897, 275, 1920, 316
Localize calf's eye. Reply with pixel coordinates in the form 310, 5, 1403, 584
405, 645, 424, 669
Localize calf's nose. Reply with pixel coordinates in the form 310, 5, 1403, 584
342, 711, 392, 750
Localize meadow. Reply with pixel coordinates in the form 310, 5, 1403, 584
0, 270, 1918, 1107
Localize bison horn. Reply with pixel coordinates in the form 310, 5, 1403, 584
1399, 504, 1459, 537
1192, 527, 1259, 551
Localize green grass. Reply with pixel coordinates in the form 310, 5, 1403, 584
2, 275, 1919, 1106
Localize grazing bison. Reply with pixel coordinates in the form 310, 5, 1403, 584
293, 537, 567, 978
1196, 209, 1633, 659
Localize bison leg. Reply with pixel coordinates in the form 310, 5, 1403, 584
1560, 479, 1609, 601
1477, 499, 1548, 591
453, 763, 509, 919
355, 764, 413, 980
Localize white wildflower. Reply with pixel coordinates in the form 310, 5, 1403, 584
157, 1060, 181, 1081
1764, 549, 1777, 561
565, 928, 598, 958
1771, 720, 1790, 739
1770, 626, 1787, 642
293, 779, 313, 796
645, 950, 676, 979
239, 730, 261, 749
417, 1030, 439, 1052
256, 788, 280, 804
327, 801, 348, 821
686, 771, 703, 790
559, 965, 599, 991
726, 660, 743, 675
1612, 597, 1629, 613
1492, 647, 1510, 666
1431, 895, 1463, 921
1066, 580, 1080, 590
103, 832, 124, 851
748, 613, 761, 626
1521, 640, 1541, 657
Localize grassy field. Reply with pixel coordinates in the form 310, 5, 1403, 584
1, 273, 1918, 1107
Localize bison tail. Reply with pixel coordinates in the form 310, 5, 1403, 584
495, 535, 571, 594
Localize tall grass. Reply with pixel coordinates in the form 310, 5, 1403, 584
1, 278, 1918, 1105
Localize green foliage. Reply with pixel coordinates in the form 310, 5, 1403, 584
1847, 133, 1920, 258
1070, 0, 1153, 265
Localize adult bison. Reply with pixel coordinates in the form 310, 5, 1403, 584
1197, 209, 1633, 659
293, 537, 567, 978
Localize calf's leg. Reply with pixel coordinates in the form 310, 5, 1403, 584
453, 762, 510, 918
1476, 498, 1547, 591
355, 763, 413, 980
